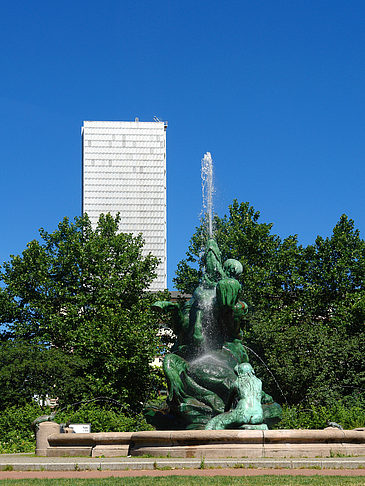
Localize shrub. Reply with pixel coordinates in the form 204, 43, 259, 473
276, 397, 365, 430
0, 401, 154, 454
0, 403, 42, 453
55, 403, 154, 432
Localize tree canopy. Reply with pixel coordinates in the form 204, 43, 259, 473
174, 200, 365, 406
0, 213, 164, 410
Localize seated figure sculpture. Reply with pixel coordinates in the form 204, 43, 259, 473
205, 363, 267, 430
152, 239, 281, 430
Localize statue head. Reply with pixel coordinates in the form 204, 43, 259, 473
224, 259, 243, 278
234, 363, 254, 376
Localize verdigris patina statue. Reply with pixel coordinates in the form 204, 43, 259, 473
153, 238, 281, 430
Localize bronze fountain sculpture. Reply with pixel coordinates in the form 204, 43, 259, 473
153, 237, 281, 430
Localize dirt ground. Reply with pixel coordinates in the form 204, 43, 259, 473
0, 469, 364, 479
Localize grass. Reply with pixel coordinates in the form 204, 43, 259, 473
0, 477, 364, 485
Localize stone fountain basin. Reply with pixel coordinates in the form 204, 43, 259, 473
37, 423, 365, 458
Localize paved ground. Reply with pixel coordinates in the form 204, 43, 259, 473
0, 454, 363, 478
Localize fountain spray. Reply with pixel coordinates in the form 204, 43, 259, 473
201, 152, 214, 238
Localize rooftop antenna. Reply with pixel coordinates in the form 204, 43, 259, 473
153, 116, 161, 122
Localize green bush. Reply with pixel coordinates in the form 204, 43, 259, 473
0, 403, 42, 453
276, 397, 365, 430
55, 403, 154, 432
0, 402, 154, 454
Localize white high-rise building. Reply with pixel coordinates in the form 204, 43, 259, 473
82, 120, 167, 291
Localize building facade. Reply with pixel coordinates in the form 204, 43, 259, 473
82, 120, 167, 291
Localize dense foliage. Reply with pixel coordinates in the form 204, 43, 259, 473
174, 200, 365, 407
0, 340, 88, 410
55, 402, 153, 433
0, 213, 165, 411
0, 403, 40, 453
0, 402, 152, 453
276, 396, 365, 430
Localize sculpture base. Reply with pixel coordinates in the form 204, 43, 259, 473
130, 429, 365, 458
39, 424, 365, 458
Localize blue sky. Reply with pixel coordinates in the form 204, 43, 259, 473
1, 1, 364, 289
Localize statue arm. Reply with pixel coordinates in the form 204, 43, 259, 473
152, 301, 179, 312
163, 354, 188, 402
216, 278, 242, 309
225, 384, 238, 412
152, 300, 186, 334
204, 238, 226, 284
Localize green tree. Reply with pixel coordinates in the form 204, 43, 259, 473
174, 201, 304, 310
0, 213, 164, 410
174, 201, 365, 406
0, 340, 88, 409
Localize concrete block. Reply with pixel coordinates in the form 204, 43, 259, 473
46, 446, 92, 457
263, 429, 344, 444
92, 445, 129, 457
264, 443, 332, 457
35, 422, 60, 456
131, 443, 264, 458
